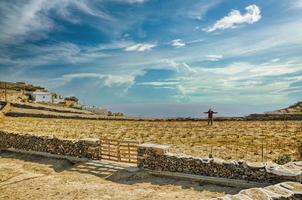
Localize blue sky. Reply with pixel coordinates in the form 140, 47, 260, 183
0, 0, 301, 117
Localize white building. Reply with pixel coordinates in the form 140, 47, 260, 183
52, 93, 64, 104
29, 91, 52, 103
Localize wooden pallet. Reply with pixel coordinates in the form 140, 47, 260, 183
100, 138, 138, 164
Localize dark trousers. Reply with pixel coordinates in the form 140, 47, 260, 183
208, 118, 213, 125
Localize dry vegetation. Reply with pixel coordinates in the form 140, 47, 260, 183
0, 117, 301, 162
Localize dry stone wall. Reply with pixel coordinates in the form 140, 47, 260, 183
0, 131, 100, 159
138, 144, 302, 184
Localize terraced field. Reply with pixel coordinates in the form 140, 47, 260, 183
0, 116, 301, 162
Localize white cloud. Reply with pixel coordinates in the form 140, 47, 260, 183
204, 4, 261, 32
205, 55, 223, 61
112, 0, 148, 3
171, 39, 186, 48
291, 0, 302, 8
149, 58, 302, 104
138, 81, 178, 87
186, 1, 221, 20
270, 58, 280, 63
0, 0, 113, 43
124, 0, 148, 3
62, 73, 136, 88
160, 59, 196, 74
124, 43, 156, 52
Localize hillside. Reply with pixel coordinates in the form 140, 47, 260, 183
267, 101, 302, 114
0, 101, 129, 120
0, 81, 46, 92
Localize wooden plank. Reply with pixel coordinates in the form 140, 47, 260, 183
119, 150, 137, 153
120, 153, 137, 156
119, 145, 138, 148
117, 141, 121, 162
120, 160, 137, 164
119, 140, 139, 144
101, 154, 118, 157
120, 156, 137, 159
101, 155, 119, 159
119, 149, 137, 153
101, 148, 119, 152
128, 143, 131, 163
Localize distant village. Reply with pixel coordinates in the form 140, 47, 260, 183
0, 81, 122, 116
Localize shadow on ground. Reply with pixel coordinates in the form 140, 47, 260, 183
0, 150, 74, 172
0, 150, 242, 195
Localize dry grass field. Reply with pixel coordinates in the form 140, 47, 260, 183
0, 116, 301, 162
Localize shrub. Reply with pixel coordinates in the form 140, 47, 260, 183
273, 154, 292, 165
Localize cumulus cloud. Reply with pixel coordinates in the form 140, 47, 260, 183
124, 43, 156, 52
204, 5, 261, 32
205, 55, 223, 61
171, 39, 186, 48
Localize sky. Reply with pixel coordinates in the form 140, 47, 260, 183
0, 0, 301, 117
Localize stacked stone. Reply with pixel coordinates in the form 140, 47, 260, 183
212, 181, 302, 200
0, 131, 100, 159
138, 144, 302, 184
246, 113, 302, 120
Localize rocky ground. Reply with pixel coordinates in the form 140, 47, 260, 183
0, 151, 241, 200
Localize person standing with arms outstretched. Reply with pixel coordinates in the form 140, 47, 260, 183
204, 109, 217, 125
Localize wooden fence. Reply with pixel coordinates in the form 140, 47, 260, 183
100, 138, 139, 163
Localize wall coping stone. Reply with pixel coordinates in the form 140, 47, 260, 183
79, 138, 100, 144
245, 161, 265, 169
138, 143, 169, 149
271, 166, 301, 177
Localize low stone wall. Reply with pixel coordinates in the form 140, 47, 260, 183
247, 113, 302, 120
0, 131, 100, 159
10, 102, 90, 114
138, 144, 302, 184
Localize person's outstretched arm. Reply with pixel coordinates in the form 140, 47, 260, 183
204, 112, 208, 114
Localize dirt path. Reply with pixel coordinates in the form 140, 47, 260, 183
0, 151, 241, 200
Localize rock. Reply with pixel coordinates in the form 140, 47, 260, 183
239, 188, 271, 200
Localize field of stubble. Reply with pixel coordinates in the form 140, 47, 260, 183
0, 117, 301, 162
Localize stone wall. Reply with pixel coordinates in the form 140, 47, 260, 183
0, 131, 100, 159
138, 143, 302, 184
246, 113, 302, 120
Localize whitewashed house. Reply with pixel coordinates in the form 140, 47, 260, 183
52, 93, 64, 104
29, 91, 52, 103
